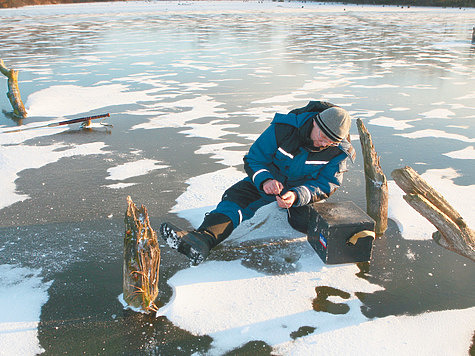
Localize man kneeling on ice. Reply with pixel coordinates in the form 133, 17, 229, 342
160, 101, 355, 265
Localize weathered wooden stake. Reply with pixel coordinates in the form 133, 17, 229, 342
392, 166, 474, 262
356, 118, 388, 236
0, 59, 27, 119
124, 196, 161, 312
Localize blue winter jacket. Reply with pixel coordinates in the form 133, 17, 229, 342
243, 101, 355, 207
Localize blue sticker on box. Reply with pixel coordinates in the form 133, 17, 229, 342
319, 233, 327, 249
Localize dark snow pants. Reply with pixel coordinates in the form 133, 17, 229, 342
209, 179, 314, 234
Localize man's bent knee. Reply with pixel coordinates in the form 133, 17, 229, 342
287, 205, 312, 235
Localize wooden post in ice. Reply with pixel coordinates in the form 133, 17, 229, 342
0, 59, 27, 119
472, 27, 475, 44
356, 119, 388, 236
392, 167, 474, 262
124, 196, 161, 312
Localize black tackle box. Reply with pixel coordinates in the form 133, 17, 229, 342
307, 201, 375, 264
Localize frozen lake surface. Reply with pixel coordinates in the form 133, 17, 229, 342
0, 1, 474, 355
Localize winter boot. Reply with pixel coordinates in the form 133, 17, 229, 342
160, 223, 212, 265
160, 213, 234, 266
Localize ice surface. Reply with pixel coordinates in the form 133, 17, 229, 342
0, 2, 474, 355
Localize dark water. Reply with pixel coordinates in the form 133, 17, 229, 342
0, 2, 474, 355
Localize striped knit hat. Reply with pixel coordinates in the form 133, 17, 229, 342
314, 107, 351, 142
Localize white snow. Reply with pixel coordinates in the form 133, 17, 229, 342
274, 307, 475, 356
443, 146, 475, 160
397, 129, 475, 143
387, 180, 435, 240
351, 84, 399, 89
170, 167, 244, 227
105, 158, 169, 181
0, 265, 52, 356
368, 116, 418, 130
103, 158, 169, 189
0, 140, 107, 210
158, 257, 384, 354
104, 182, 138, 190
194, 143, 247, 167
179, 120, 239, 140
420, 108, 455, 119
26, 84, 153, 118
389, 107, 411, 112
388, 168, 475, 240
131, 95, 228, 130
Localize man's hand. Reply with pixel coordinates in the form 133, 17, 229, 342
276, 191, 296, 209
263, 179, 283, 195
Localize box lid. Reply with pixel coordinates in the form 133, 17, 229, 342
312, 201, 374, 227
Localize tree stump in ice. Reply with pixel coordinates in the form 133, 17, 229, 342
392, 166, 475, 262
0, 59, 27, 119
123, 196, 160, 312
356, 118, 388, 236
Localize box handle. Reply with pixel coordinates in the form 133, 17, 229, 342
346, 230, 375, 246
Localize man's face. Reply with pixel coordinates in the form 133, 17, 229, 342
310, 120, 339, 149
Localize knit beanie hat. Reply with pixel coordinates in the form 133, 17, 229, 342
314, 107, 351, 142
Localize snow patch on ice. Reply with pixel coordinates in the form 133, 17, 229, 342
420, 108, 455, 119
351, 84, 398, 89
0, 265, 52, 356
106, 158, 169, 181
179, 120, 239, 140
388, 168, 474, 240
131, 95, 227, 130
170, 167, 244, 227
104, 182, 138, 189
0, 142, 107, 211
228, 202, 304, 243
26, 84, 153, 117
388, 180, 434, 240
397, 129, 475, 143
158, 256, 384, 354
274, 307, 475, 356
368, 116, 418, 130
443, 146, 475, 160
194, 143, 247, 167
389, 107, 410, 112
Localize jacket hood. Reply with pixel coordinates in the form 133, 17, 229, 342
271, 111, 317, 151
271, 101, 337, 128
271, 111, 316, 129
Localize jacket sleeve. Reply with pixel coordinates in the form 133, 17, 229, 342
290, 153, 349, 206
243, 125, 278, 190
